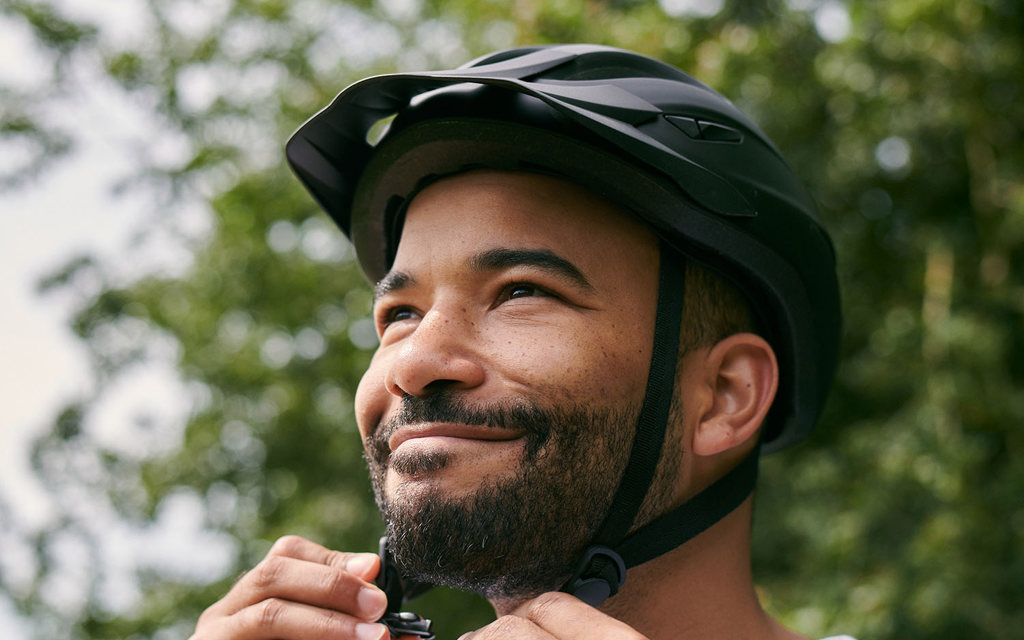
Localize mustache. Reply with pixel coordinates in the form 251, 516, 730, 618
369, 391, 553, 460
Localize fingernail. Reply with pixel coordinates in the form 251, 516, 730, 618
346, 553, 377, 577
358, 585, 387, 618
355, 622, 387, 640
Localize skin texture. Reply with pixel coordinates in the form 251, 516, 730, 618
190, 171, 806, 640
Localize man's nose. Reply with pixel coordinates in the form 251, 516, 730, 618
384, 309, 485, 398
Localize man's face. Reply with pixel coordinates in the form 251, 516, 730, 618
354, 170, 659, 601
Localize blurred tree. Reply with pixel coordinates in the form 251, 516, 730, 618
0, 0, 95, 187
1, 0, 1021, 639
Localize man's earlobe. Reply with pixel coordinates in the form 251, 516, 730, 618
692, 333, 779, 457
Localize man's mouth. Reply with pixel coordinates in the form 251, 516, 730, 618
388, 422, 527, 453
366, 392, 553, 469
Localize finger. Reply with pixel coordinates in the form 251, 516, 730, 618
514, 592, 647, 639
204, 538, 385, 622
237, 555, 386, 619
268, 535, 382, 581
197, 597, 390, 640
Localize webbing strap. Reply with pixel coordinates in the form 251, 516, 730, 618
616, 442, 761, 568
561, 245, 685, 604
563, 245, 761, 606
589, 243, 686, 548
564, 445, 761, 606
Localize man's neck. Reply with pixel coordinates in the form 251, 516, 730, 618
589, 500, 806, 640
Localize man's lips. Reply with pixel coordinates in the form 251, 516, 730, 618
388, 423, 527, 452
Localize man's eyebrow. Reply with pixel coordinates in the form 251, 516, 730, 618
374, 270, 414, 302
373, 249, 593, 301
471, 248, 594, 292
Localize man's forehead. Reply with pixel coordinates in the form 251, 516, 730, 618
428, 168, 634, 213
370, 169, 659, 299
394, 169, 652, 250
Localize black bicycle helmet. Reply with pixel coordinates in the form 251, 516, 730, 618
286, 43, 841, 613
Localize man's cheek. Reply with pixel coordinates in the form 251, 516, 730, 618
354, 362, 386, 440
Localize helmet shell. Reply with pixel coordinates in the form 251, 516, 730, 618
286, 44, 841, 451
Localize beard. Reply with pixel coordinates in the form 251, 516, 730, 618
364, 391, 638, 601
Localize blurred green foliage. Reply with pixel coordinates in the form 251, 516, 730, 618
2, 0, 1021, 638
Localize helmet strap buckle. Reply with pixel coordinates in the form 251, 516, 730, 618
563, 545, 627, 607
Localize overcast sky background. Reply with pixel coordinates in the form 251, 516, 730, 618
0, 3, 235, 636
2, 1, 171, 517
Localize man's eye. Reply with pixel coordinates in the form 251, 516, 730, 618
508, 284, 538, 299
381, 306, 416, 325
499, 283, 551, 304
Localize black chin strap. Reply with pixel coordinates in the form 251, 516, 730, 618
561, 244, 761, 606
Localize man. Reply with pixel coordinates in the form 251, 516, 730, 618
191, 44, 845, 640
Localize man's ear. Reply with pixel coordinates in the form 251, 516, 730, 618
692, 333, 778, 457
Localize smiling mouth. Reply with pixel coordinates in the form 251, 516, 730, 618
388, 423, 527, 452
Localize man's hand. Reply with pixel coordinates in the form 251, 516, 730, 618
459, 592, 648, 640
190, 535, 391, 640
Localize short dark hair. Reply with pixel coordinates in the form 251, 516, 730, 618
678, 261, 757, 354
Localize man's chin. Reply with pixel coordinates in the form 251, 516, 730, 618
365, 397, 639, 601
383, 502, 572, 601
384, 466, 512, 503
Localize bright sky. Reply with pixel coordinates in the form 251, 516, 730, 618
1, 3, 234, 636
1, 4, 162, 522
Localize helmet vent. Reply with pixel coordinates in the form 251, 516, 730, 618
665, 114, 743, 143
367, 114, 397, 145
